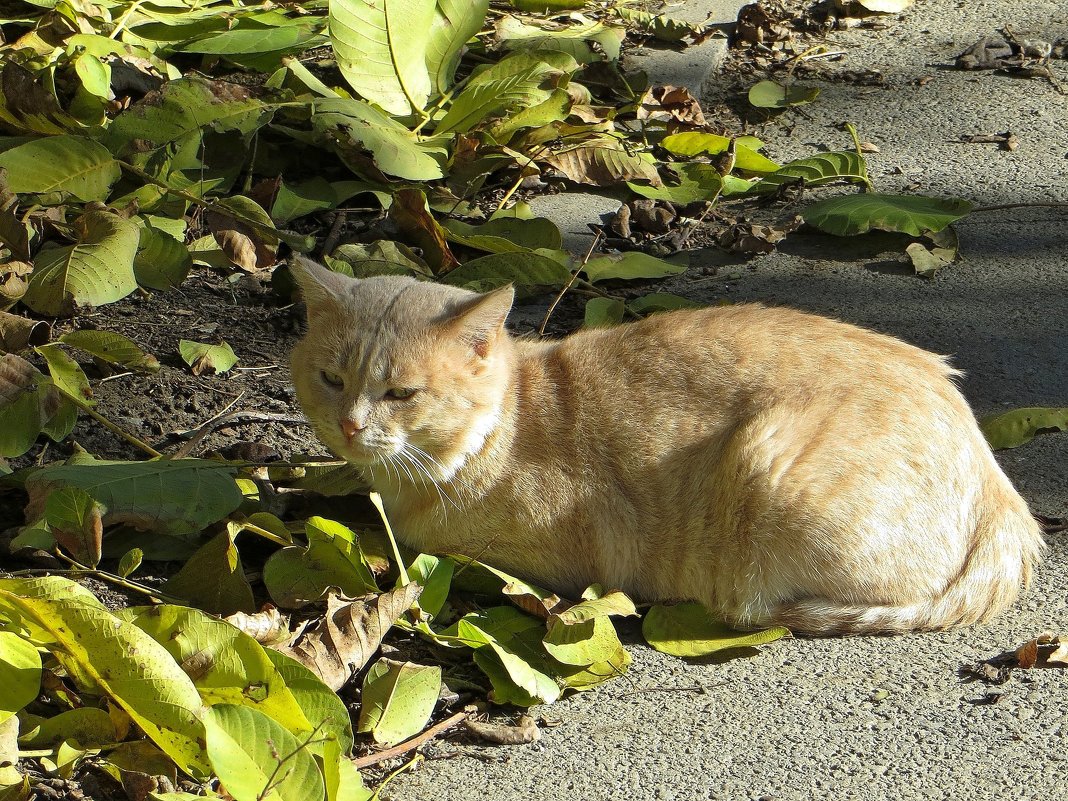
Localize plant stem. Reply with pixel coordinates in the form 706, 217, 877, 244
970, 202, 1068, 213
539, 230, 603, 336
238, 522, 293, 548
369, 491, 410, 586
60, 389, 162, 459
353, 713, 466, 768
53, 553, 184, 603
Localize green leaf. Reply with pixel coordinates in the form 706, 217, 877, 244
162, 529, 255, 615
204, 704, 324, 801
178, 339, 239, 375
35, 344, 92, 405
0, 136, 119, 202
451, 607, 561, 705
980, 407, 1068, 450
357, 659, 441, 744
329, 0, 436, 116
616, 6, 718, 42
660, 132, 777, 173
583, 297, 624, 327
404, 554, 454, 620
554, 589, 637, 624
905, 241, 955, 278
0, 577, 209, 777
751, 151, 869, 195
122, 605, 310, 734
583, 251, 687, 282
104, 78, 273, 156
0, 632, 41, 724
0, 353, 72, 457
312, 98, 446, 180
628, 162, 723, 204
263, 517, 379, 608
60, 330, 160, 373
426, 0, 490, 97
543, 615, 627, 671
22, 211, 139, 316
72, 53, 112, 99
133, 216, 192, 290
43, 485, 104, 567
265, 649, 354, 757
442, 216, 563, 254
117, 547, 143, 578
627, 293, 701, 315
436, 51, 578, 134
801, 194, 974, 236
442, 250, 572, 289
489, 89, 572, 143
642, 602, 788, 658
179, 26, 324, 56
496, 15, 625, 63
326, 241, 432, 278
748, 79, 820, 108
18, 706, 117, 749
23, 458, 243, 539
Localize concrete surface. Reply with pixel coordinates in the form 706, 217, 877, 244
391, 2, 1068, 799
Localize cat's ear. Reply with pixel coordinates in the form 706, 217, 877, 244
288, 255, 351, 320
445, 285, 514, 358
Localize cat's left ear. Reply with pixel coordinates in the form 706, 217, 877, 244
446, 285, 514, 358
288, 255, 352, 321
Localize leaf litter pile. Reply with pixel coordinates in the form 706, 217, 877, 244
0, 0, 1065, 799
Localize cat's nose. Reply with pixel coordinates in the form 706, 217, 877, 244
339, 418, 366, 439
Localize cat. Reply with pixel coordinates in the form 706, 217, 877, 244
288, 255, 1045, 635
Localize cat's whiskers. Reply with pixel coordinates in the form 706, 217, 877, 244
398, 445, 463, 517
406, 443, 480, 502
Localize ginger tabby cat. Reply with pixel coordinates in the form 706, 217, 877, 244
288, 256, 1044, 634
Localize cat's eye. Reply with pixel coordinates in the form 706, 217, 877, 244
320, 370, 344, 388
385, 387, 418, 400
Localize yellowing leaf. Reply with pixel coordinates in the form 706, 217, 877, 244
179, 339, 239, 376
0, 632, 41, 724
642, 602, 788, 658
0, 578, 209, 777
357, 659, 441, 745
204, 704, 324, 801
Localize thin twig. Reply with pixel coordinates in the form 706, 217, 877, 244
168, 392, 244, 458
353, 712, 468, 768
61, 391, 162, 459
163, 409, 307, 459
970, 202, 1068, 213
538, 230, 604, 336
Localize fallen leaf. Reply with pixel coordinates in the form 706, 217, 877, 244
1016, 638, 1038, 669
274, 584, 423, 691
718, 216, 801, 254
0, 309, 48, 352
223, 607, 291, 647
543, 137, 662, 187
179, 340, 239, 376
636, 85, 706, 127
206, 196, 278, 272
386, 189, 460, 274
463, 714, 540, 744
357, 659, 441, 745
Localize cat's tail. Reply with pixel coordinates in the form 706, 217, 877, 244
770, 478, 1046, 636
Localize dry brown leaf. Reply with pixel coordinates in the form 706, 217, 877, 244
273, 583, 422, 691
0, 309, 48, 352
224, 605, 291, 646
1016, 638, 1039, 669
736, 3, 793, 46
543, 139, 662, 188
386, 189, 460, 275
718, 216, 801, 254
463, 714, 540, 745
636, 85, 706, 128
502, 582, 570, 621
207, 210, 276, 272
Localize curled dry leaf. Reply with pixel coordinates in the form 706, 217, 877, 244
736, 3, 794, 46
718, 216, 801, 254
386, 189, 460, 275
0, 310, 49, 353
206, 197, 278, 273
0, 262, 32, 311
274, 583, 422, 691
636, 85, 706, 127
463, 714, 540, 745
224, 605, 291, 647
1016, 633, 1068, 669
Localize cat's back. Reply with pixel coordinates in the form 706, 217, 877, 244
516, 302, 958, 415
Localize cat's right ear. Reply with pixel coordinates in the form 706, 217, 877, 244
288, 255, 351, 321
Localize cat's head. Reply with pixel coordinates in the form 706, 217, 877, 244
288, 257, 515, 481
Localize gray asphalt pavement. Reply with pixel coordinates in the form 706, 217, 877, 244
391, 2, 1068, 798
